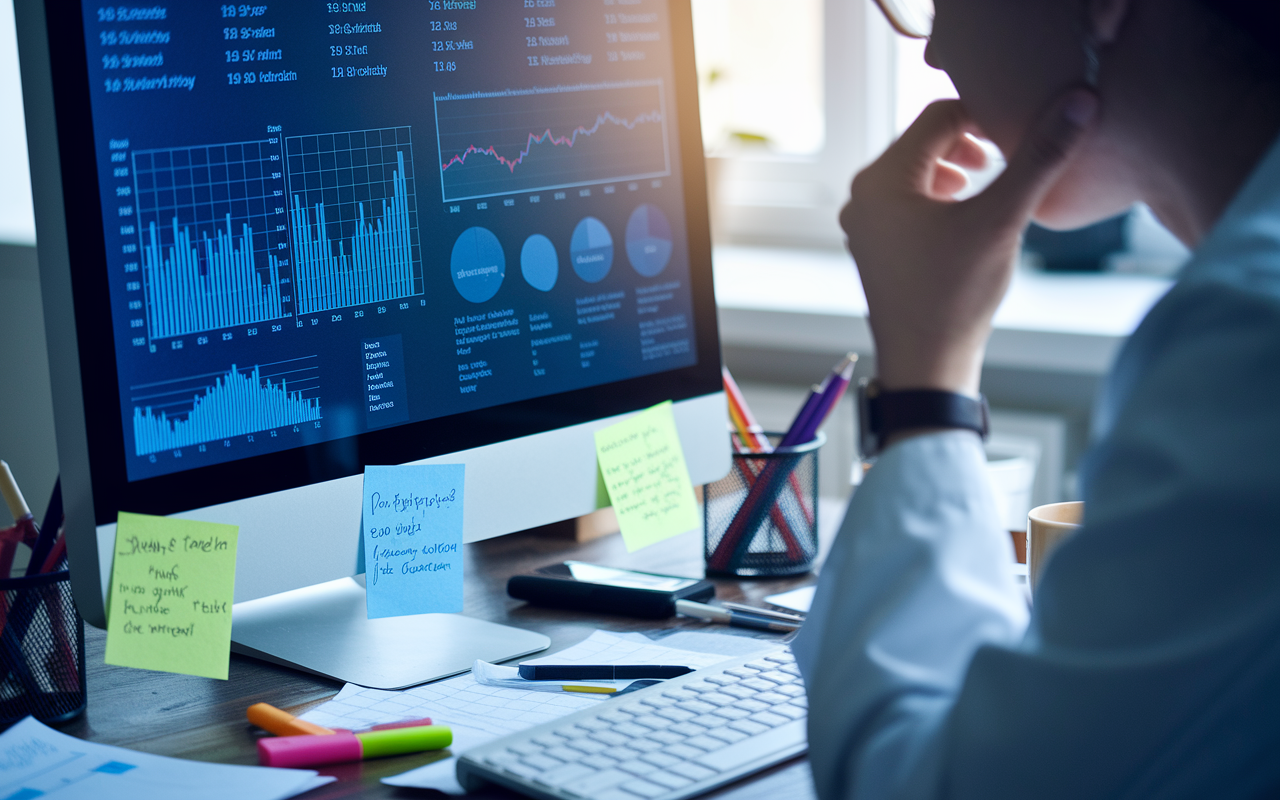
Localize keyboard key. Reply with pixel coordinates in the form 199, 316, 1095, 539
600, 710, 637, 724
697, 720, 807, 773
725, 667, 761, 677
720, 685, 759, 700
669, 721, 707, 737
620, 778, 667, 798
756, 691, 790, 705
627, 738, 664, 753
671, 762, 719, 781
772, 704, 807, 720
510, 741, 544, 756
663, 743, 704, 760
711, 706, 750, 721
503, 762, 545, 780
614, 723, 651, 738
632, 715, 673, 731
595, 730, 630, 747
646, 730, 685, 746
741, 678, 777, 691
699, 693, 738, 707
774, 684, 805, 697
563, 769, 631, 797
682, 681, 717, 694
685, 735, 727, 752
729, 719, 770, 736
638, 695, 676, 709
655, 706, 696, 722
567, 738, 608, 755
705, 727, 749, 744
662, 689, 698, 703
650, 732, 691, 747
640, 752, 680, 768
583, 754, 620, 770
546, 747, 582, 763
617, 759, 655, 777
789, 696, 809, 709
678, 700, 716, 714
737, 699, 770, 713
533, 733, 569, 748
596, 790, 641, 800
756, 671, 793, 685
484, 750, 523, 768
521, 754, 563, 772
764, 653, 795, 664
536, 762, 597, 788
752, 711, 791, 727
744, 660, 774, 670
690, 714, 723, 729
577, 718, 611, 732
705, 674, 739, 686
647, 770, 695, 790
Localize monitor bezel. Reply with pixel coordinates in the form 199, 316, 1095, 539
37, 0, 720, 526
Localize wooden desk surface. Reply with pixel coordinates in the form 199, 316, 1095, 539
64, 522, 829, 799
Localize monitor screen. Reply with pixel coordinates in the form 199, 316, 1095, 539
49, 0, 719, 522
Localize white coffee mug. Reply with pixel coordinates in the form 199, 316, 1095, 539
1026, 501, 1083, 594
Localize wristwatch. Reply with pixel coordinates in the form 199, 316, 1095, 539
858, 378, 989, 458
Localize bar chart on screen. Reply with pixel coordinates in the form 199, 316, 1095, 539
435, 81, 671, 202
130, 358, 322, 456
132, 139, 293, 341
286, 127, 424, 316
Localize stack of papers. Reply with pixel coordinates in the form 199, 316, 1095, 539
298, 629, 775, 794
0, 717, 332, 800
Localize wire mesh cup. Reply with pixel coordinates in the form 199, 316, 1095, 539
704, 432, 824, 577
0, 569, 86, 728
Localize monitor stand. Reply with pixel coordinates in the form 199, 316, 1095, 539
230, 576, 550, 690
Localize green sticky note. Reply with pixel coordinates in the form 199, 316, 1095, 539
105, 512, 239, 680
594, 401, 700, 551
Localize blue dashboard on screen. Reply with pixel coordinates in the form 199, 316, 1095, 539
82, 1, 698, 482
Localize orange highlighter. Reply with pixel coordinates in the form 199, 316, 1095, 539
247, 702, 432, 736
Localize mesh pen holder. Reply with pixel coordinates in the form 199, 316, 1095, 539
704, 432, 824, 577
0, 569, 86, 728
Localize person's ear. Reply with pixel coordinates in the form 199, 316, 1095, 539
1087, 0, 1133, 44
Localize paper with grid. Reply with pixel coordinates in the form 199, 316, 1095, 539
297, 631, 743, 794
299, 631, 729, 736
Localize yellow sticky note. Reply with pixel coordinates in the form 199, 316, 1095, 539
594, 401, 700, 551
105, 512, 238, 680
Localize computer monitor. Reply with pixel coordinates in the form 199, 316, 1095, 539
17, 0, 727, 687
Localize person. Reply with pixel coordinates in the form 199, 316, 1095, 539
791, 0, 1280, 797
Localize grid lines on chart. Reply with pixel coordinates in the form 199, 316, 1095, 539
284, 126, 423, 315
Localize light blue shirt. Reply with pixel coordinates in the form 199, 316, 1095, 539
793, 135, 1280, 799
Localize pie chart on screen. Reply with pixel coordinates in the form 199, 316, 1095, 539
570, 217, 614, 283
625, 204, 673, 277
520, 234, 558, 292
450, 226, 506, 304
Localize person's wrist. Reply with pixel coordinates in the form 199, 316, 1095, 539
874, 348, 984, 398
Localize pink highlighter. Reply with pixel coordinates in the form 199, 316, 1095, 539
258, 726, 453, 768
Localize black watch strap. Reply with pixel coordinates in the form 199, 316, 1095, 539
858, 379, 989, 458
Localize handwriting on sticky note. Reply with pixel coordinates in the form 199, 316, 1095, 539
594, 401, 700, 551
362, 464, 465, 619
104, 512, 238, 680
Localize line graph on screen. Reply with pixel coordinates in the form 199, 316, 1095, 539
434, 81, 671, 202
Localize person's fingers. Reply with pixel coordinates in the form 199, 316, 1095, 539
973, 88, 1098, 221
942, 135, 987, 171
883, 100, 982, 189
930, 162, 969, 198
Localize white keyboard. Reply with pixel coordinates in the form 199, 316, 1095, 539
457, 647, 807, 800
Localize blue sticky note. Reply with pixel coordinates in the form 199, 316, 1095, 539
361, 464, 465, 619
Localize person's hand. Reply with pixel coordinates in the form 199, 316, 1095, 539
841, 89, 1098, 397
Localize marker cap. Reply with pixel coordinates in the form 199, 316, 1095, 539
257, 731, 362, 768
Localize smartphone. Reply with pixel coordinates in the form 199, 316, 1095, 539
507, 561, 715, 618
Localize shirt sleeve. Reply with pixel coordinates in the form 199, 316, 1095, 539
793, 276, 1280, 799
791, 430, 1029, 800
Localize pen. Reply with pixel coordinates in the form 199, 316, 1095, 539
257, 726, 453, 768
675, 599, 802, 633
719, 601, 806, 623
518, 664, 694, 680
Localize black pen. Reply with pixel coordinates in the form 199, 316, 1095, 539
517, 664, 694, 681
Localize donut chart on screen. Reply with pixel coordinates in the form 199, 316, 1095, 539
570, 217, 614, 283
450, 227, 506, 304
625, 204, 674, 277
